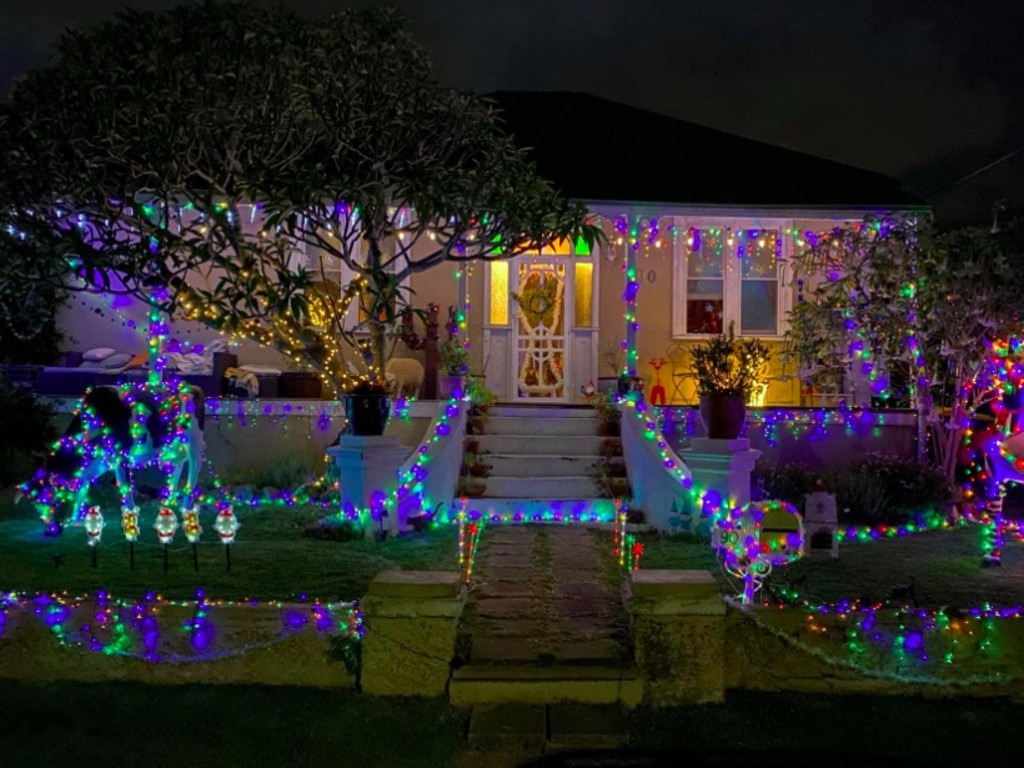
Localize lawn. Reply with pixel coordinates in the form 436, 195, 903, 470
5, 481, 1024, 612
0, 491, 460, 601
4, 681, 1024, 768
634, 524, 1024, 610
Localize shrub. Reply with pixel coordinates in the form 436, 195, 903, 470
752, 462, 816, 505
753, 454, 953, 526
0, 375, 57, 488
220, 454, 322, 490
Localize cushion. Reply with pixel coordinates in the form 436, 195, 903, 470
239, 364, 282, 375
82, 346, 117, 362
98, 352, 133, 369
124, 352, 149, 369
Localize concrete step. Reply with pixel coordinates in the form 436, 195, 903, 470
459, 498, 619, 523
475, 434, 609, 456
485, 454, 601, 478
488, 405, 597, 419
484, 475, 604, 499
450, 664, 643, 706
485, 415, 600, 436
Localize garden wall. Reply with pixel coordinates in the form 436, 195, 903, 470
659, 407, 918, 470
0, 598, 358, 688
44, 397, 435, 480
626, 571, 1024, 705
724, 605, 1024, 699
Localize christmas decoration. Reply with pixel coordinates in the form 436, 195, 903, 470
83, 506, 104, 547
715, 500, 804, 604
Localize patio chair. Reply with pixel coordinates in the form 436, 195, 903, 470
666, 341, 697, 404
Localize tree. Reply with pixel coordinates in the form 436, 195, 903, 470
0, 3, 598, 395
785, 215, 1024, 482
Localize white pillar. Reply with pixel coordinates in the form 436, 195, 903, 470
327, 436, 410, 538
680, 437, 761, 513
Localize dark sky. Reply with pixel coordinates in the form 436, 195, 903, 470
2, 0, 1022, 198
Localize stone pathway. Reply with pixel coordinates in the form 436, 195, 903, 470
458, 525, 630, 668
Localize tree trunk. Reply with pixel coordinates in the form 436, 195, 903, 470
366, 232, 388, 381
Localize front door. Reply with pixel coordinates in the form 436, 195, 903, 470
513, 259, 569, 401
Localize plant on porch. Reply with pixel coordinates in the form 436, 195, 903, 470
689, 327, 771, 437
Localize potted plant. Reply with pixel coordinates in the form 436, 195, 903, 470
690, 328, 771, 439
591, 391, 621, 436
457, 476, 487, 497
467, 376, 496, 434
342, 378, 392, 436
438, 339, 469, 399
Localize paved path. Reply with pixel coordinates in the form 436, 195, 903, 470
459, 525, 630, 667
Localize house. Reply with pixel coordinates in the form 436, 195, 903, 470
55, 91, 927, 409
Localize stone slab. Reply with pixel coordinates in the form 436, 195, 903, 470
548, 639, 624, 664
471, 637, 541, 662
554, 598, 614, 618
485, 544, 536, 558
367, 570, 462, 598
360, 594, 466, 619
476, 581, 536, 599
485, 552, 534, 568
547, 703, 627, 749
468, 704, 546, 749
471, 619, 548, 638
476, 598, 543, 619
481, 566, 532, 582
555, 582, 610, 601
628, 569, 719, 598
485, 532, 536, 547
451, 665, 644, 707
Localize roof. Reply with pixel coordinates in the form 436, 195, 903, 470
928, 145, 1024, 229
488, 91, 926, 212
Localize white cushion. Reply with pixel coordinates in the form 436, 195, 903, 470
239, 364, 282, 375
82, 346, 117, 362
98, 352, 133, 369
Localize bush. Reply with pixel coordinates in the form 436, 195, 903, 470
301, 516, 363, 542
753, 453, 953, 526
0, 376, 57, 487
220, 454, 323, 490
752, 462, 817, 504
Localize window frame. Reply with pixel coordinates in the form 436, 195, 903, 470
671, 217, 793, 339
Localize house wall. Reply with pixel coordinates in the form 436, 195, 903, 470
52, 210, 875, 406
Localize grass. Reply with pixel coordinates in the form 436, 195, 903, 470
0, 681, 466, 768
3, 682, 1024, 768
0, 490, 459, 601
632, 525, 1024, 610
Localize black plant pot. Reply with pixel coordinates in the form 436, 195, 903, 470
698, 394, 746, 439
343, 393, 392, 436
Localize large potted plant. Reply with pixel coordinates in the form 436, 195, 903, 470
438, 339, 469, 400
690, 331, 771, 439
342, 378, 392, 436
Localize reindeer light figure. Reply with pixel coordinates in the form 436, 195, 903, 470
19, 378, 205, 537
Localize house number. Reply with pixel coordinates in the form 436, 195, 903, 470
639, 270, 656, 283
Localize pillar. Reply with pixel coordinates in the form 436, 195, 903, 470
360, 570, 466, 696
623, 570, 726, 705
680, 437, 761, 514
327, 436, 409, 537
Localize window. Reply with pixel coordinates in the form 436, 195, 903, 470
673, 224, 788, 337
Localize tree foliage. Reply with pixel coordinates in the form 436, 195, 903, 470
0, 2, 599, 394
785, 215, 1024, 479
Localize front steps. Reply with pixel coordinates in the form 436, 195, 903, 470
469, 404, 618, 508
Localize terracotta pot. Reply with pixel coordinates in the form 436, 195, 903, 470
343, 393, 391, 436
438, 374, 466, 400
698, 394, 746, 439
